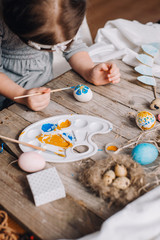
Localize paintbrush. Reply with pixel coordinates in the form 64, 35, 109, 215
0, 138, 18, 159
14, 86, 75, 99
0, 135, 65, 157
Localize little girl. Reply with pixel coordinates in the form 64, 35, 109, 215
0, 0, 120, 111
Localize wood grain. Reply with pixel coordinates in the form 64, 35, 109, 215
0, 60, 159, 239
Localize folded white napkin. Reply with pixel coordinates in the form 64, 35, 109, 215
89, 19, 160, 78
77, 185, 160, 240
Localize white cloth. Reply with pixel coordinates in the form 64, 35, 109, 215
76, 185, 160, 240
88, 19, 160, 78
60, 185, 160, 240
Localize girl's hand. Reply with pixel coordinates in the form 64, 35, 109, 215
21, 87, 51, 111
88, 62, 121, 86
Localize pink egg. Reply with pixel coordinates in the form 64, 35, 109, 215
18, 151, 46, 173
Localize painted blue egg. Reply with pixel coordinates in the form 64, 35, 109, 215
73, 84, 93, 102
132, 143, 158, 165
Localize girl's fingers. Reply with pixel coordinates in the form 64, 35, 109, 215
110, 66, 119, 73
40, 88, 51, 94
106, 63, 115, 73
96, 63, 109, 72
30, 99, 50, 111
108, 74, 121, 83
108, 69, 121, 78
110, 78, 121, 84
27, 91, 50, 111
34, 95, 50, 106
112, 78, 121, 83
28, 87, 51, 95
34, 102, 50, 111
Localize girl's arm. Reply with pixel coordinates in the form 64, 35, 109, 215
0, 72, 27, 102
68, 51, 121, 85
0, 72, 51, 111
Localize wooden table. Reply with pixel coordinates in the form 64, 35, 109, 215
0, 60, 159, 240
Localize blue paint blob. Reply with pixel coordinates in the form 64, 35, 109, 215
41, 123, 57, 133
0, 143, 4, 153
132, 143, 158, 165
98, 149, 103, 151
74, 84, 89, 95
76, 89, 81, 95
82, 86, 89, 94
62, 132, 74, 142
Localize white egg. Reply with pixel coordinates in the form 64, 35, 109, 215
18, 151, 46, 173
73, 84, 93, 102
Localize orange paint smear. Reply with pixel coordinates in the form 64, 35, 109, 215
37, 133, 73, 149
138, 111, 152, 118
107, 145, 118, 151
141, 122, 156, 130
54, 152, 65, 157
57, 119, 71, 130
19, 131, 25, 136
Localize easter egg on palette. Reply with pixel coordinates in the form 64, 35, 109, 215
132, 143, 158, 165
136, 111, 156, 130
18, 151, 46, 173
73, 84, 93, 102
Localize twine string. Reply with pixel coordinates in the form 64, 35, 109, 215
0, 210, 17, 240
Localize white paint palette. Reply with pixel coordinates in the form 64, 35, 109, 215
19, 114, 112, 163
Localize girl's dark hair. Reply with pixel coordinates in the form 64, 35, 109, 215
2, 0, 86, 44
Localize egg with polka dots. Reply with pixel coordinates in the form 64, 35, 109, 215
136, 111, 156, 130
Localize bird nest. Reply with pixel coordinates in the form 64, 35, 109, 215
79, 154, 146, 208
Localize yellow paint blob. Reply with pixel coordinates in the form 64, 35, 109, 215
37, 134, 73, 149
57, 120, 71, 130
107, 145, 118, 151
54, 152, 65, 157
19, 131, 25, 136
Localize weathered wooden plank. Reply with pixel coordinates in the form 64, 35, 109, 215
9, 61, 158, 142
0, 106, 125, 238
2, 62, 159, 239
0, 108, 123, 220
45, 76, 143, 139
0, 149, 104, 240
46, 64, 158, 113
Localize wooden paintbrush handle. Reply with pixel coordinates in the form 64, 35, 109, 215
14, 92, 41, 99
0, 135, 45, 151
14, 86, 74, 99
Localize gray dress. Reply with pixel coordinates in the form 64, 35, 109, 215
0, 16, 87, 109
